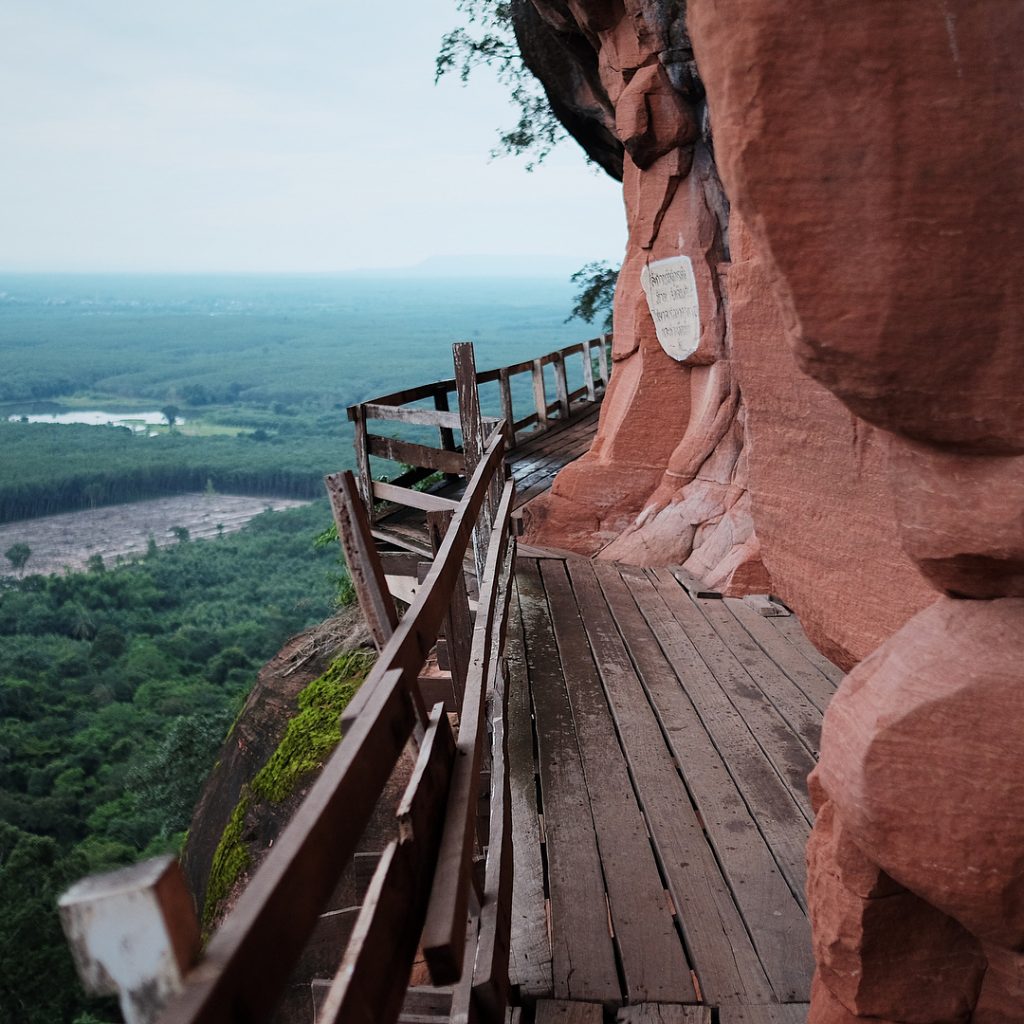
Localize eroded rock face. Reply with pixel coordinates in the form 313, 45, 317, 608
683, 0, 1024, 1020
514, 0, 932, 668
515, 1, 1023, 1019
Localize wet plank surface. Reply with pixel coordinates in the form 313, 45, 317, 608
507, 555, 842, 1019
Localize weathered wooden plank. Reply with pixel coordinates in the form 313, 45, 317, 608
326, 470, 399, 650
454, 341, 491, 580
367, 434, 466, 476
609, 567, 813, 996
363, 403, 466, 430
580, 562, 788, 1006
582, 339, 597, 402
352, 404, 374, 513
380, 551, 424, 576
532, 359, 548, 429
516, 560, 620, 1006
316, 842, 418, 1024
616, 1007, 712, 1024
472, 658, 514, 1021
434, 388, 458, 462
318, 705, 456, 1024
422, 482, 516, 983
353, 379, 456, 410
693, 595, 822, 756
541, 560, 694, 1004
343, 431, 506, 729
159, 669, 417, 1024
647, 569, 817, 822
552, 355, 570, 420
557, 341, 587, 359
503, 584, 552, 998
427, 511, 472, 706
373, 481, 461, 514
371, 526, 435, 560
498, 369, 514, 444
724, 598, 837, 714
447, 914, 480, 1024
597, 333, 610, 387
610, 569, 811, 888
769, 614, 846, 686
455, 342, 485, 478
535, 1000, 604, 1024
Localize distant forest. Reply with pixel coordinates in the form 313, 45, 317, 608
0, 503, 339, 1024
0, 420, 342, 522
0, 274, 584, 523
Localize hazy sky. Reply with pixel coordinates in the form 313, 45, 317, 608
0, 1, 626, 273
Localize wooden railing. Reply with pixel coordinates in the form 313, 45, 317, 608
60, 419, 519, 1024
348, 335, 610, 524
59, 337, 609, 1024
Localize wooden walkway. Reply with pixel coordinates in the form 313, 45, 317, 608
371, 405, 600, 557
504, 553, 843, 1024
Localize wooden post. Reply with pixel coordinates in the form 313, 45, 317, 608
59, 856, 200, 1024
427, 509, 472, 709
434, 388, 459, 483
553, 354, 570, 420
583, 339, 597, 402
352, 404, 374, 517
597, 333, 611, 388
453, 341, 490, 580
325, 470, 399, 649
531, 358, 548, 430
498, 368, 514, 449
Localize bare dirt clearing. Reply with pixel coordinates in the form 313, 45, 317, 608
0, 494, 311, 576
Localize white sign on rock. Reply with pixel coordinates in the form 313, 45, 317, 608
641, 255, 701, 361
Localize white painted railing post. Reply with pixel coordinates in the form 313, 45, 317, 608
59, 856, 200, 1024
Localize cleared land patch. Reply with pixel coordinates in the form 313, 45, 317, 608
0, 493, 311, 576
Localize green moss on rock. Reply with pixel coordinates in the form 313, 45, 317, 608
199, 649, 374, 933
202, 790, 251, 932
250, 650, 374, 804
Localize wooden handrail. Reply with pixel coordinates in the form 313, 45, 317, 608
346, 335, 611, 525
61, 338, 594, 1024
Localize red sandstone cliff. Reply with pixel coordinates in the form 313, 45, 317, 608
515, 2, 1024, 1020
512, 0, 934, 669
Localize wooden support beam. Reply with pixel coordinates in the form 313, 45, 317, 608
316, 705, 455, 1024
371, 480, 460, 514
498, 367, 514, 449
598, 333, 610, 387
427, 509, 473, 708
366, 434, 465, 476
157, 669, 419, 1024
325, 470, 399, 649
422, 480, 516, 985
531, 358, 548, 429
471, 656, 514, 1022
583, 339, 597, 402
352, 404, 374, 515
434, 389, 459, 481
454, 341, 491, 579
552, 354, 570, 420
362, 403, 465, 430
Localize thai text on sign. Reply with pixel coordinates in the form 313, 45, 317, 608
640, 255, 700, 360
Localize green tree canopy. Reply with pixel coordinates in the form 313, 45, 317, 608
4, 543, 31, 576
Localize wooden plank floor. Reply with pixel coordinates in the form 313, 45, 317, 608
371, 404, 600, 556
506, 553, 842, 1023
